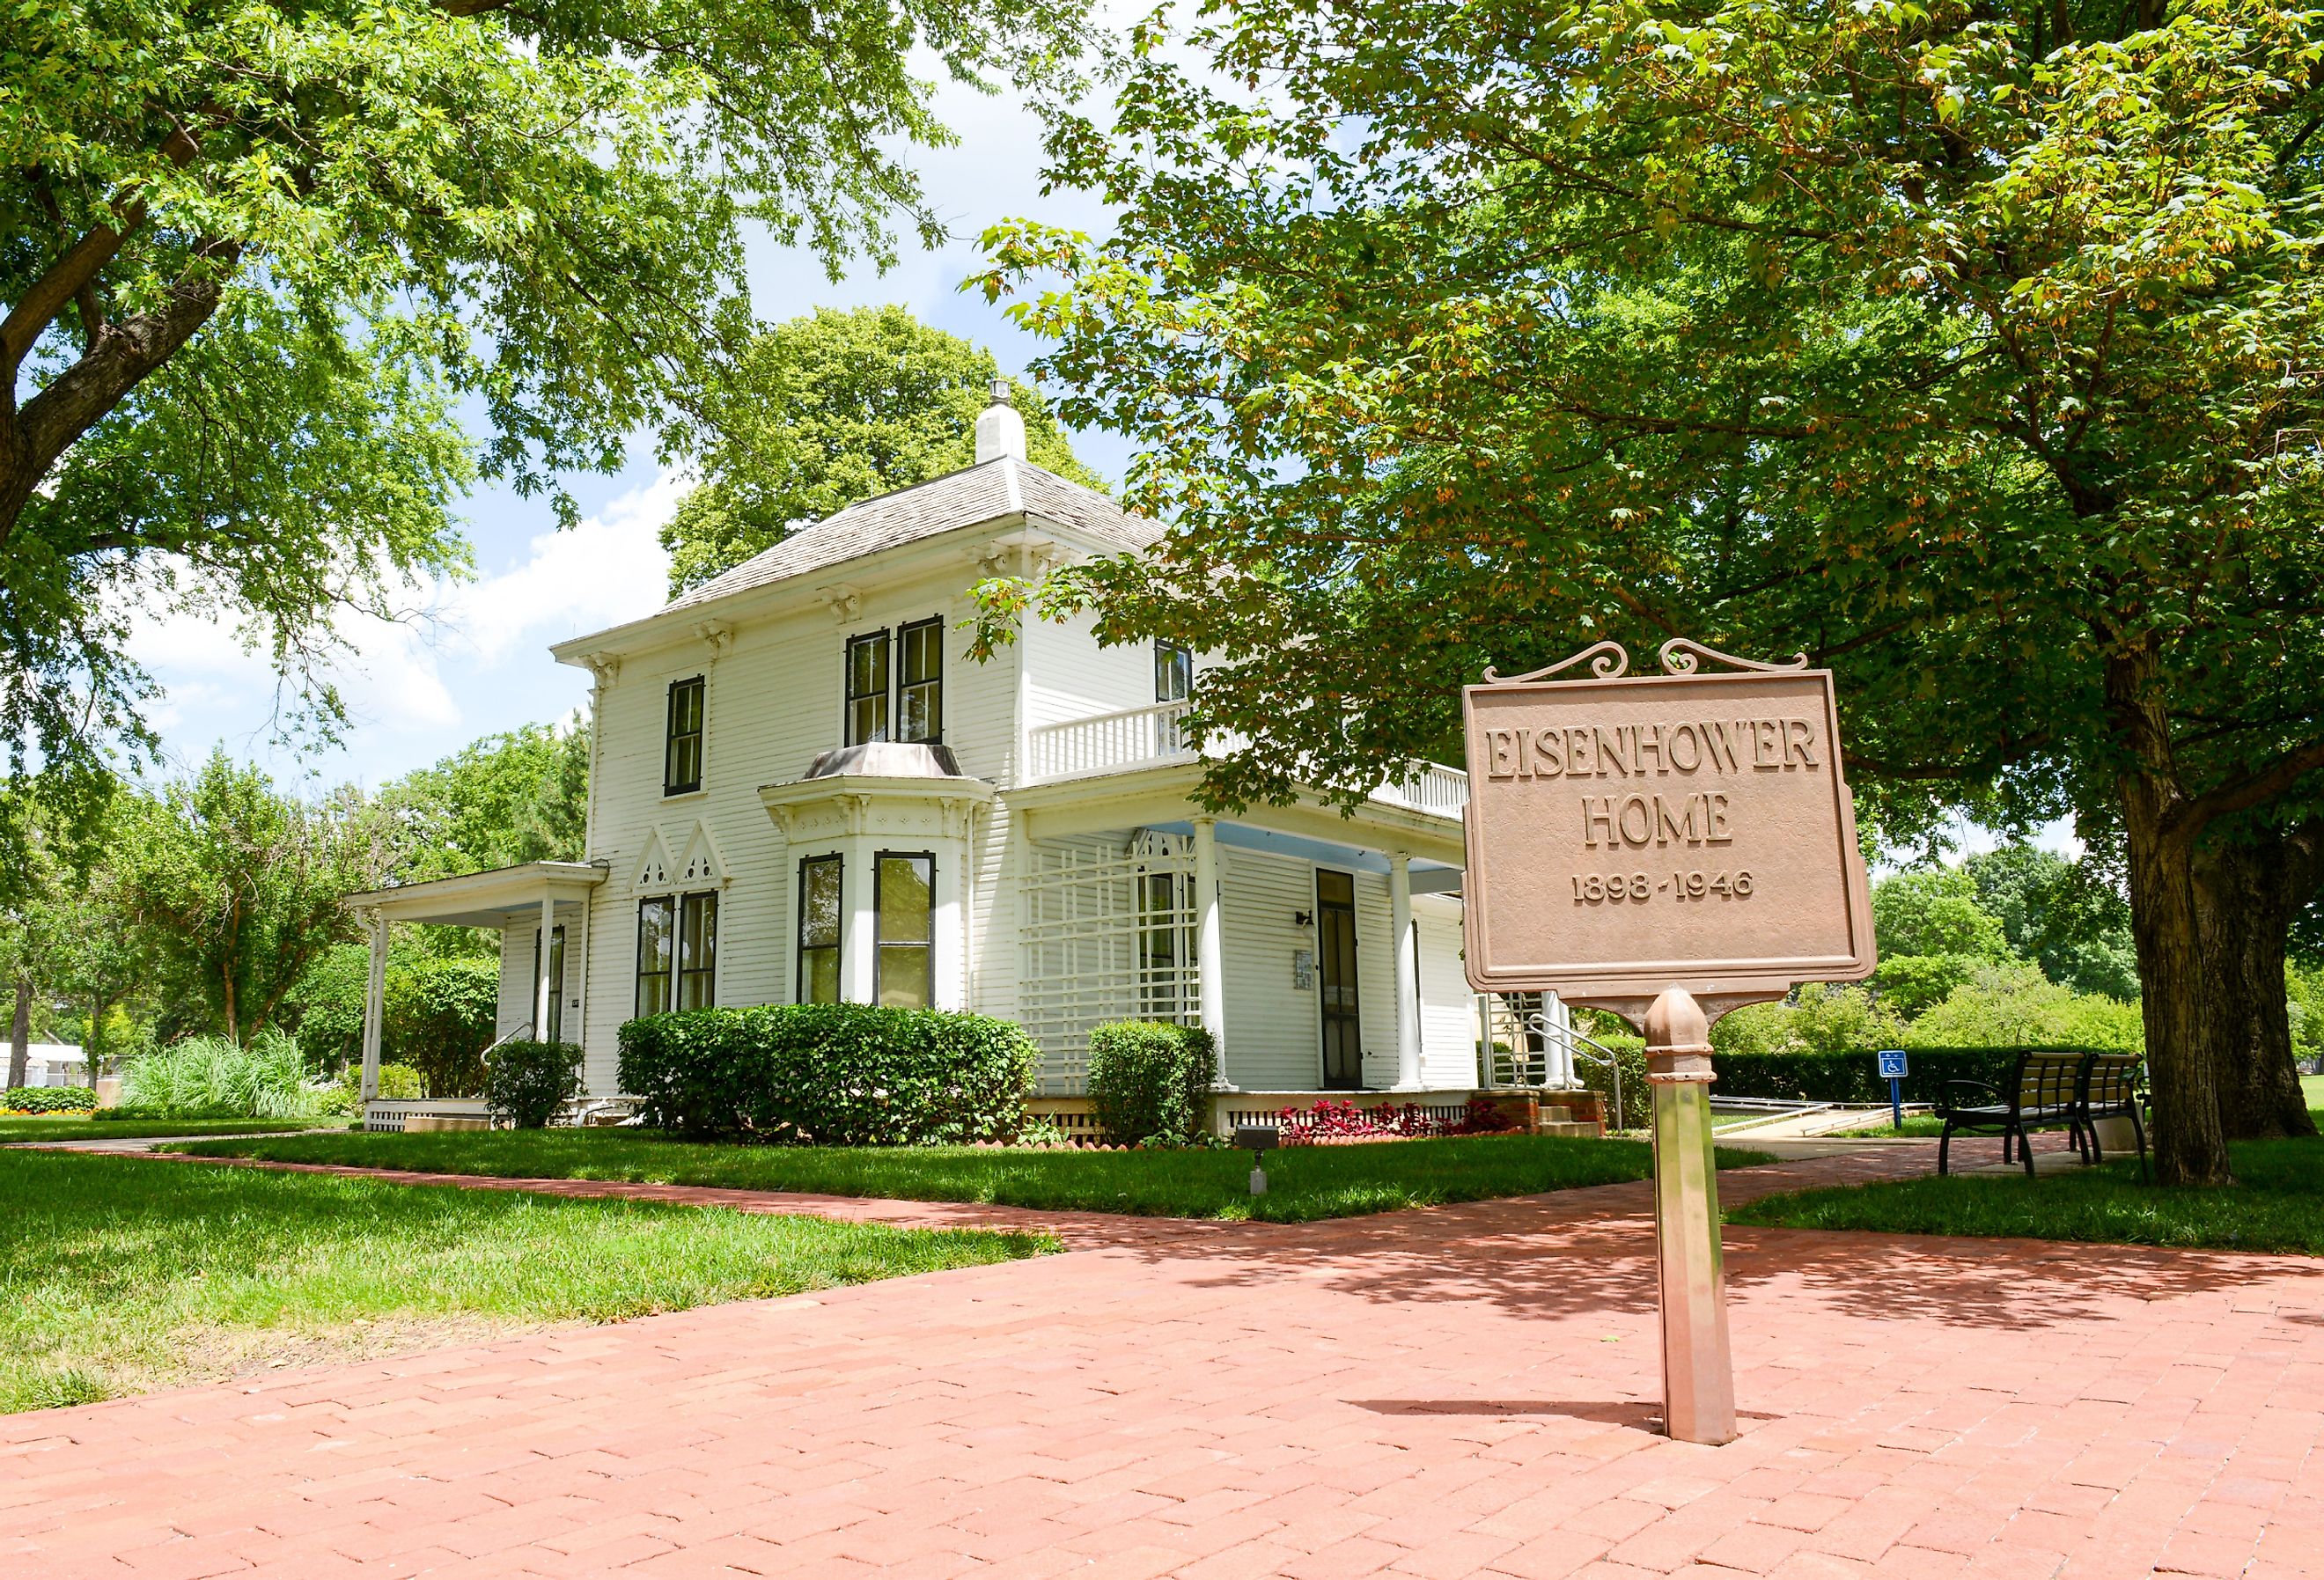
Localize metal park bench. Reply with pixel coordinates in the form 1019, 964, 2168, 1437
2077, 1054, 2149, 1182
1936, 1051, 2083, 1178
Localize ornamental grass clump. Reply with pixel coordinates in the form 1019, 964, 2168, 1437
1086, 1021, 1217, 1145
119, 1029, 327, 1119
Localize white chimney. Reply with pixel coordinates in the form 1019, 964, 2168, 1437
974, 378, 1027, 465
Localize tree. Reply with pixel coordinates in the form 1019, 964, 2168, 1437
1967, 845, 2138, 1001
976, 0, 2324, 1183
662, 305, 1103, 592
374, 717, 592, 881
114, 752, 380, 1041
2, 0, 1088, 864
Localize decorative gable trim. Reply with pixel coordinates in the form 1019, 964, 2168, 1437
632, 828, 675, 893
673, 822, 730, 888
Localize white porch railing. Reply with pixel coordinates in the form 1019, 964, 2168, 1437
1028, 700, 1195, 779
1025, 701, 1469, 818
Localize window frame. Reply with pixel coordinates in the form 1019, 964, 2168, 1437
796, 854, 844, 1004
530, 923, 568, 1044
844, 628, 892, 746
872, 849, 937, 1009
635, 897, 675, 1018
895, 615, 945, 744
664, 675, 705, 796
675, 889, 718, 1010
1154, 641, 1192, 705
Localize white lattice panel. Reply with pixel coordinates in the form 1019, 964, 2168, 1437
1020, 832, 1199, 1090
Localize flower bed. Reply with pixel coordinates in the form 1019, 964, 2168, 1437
1276, 1097, 1519, 1145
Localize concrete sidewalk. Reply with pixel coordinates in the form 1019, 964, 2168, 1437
2, 1143, 2320, 1578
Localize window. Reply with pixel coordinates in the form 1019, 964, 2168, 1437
635, 898, 673, 1017
636, 891, 717, 1015
665, 677, 704, 795
1154, 641, 1191, 704
797, 856, 843, 1003
874, 852, 934, 1008
845, 630, 890, 745
1136, 871, 1190, 1021
897, 616, 944, 743
677, 891, 717, 1010
531, 924, 567, 1044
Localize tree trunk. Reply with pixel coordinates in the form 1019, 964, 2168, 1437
221, 961, 238, 1045
2108, 643, 2234, 1186
2195, 824, 2324, 1141
7, 975, 29, 1091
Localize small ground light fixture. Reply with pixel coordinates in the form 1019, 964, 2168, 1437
1234, 1124, 1279, 1196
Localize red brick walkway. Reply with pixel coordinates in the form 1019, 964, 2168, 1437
4, 1144, 2321, 1578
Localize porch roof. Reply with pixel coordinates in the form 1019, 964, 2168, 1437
1006, 761, 1466, 867
340, 861, 608, 929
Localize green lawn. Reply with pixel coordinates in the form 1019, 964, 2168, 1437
1731, 1101, 2324, 1254
174, 1128, 1780, 1224
0, 1148, 1046, 1414
0, 1117, 325, 1143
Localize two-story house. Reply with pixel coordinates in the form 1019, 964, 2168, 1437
344, 389, 1481, 1133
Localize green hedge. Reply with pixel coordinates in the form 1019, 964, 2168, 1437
484, 1040, 583, 1128
1709, 1047, 2131, 1105
3, 1086, 98, 1114
1086, 1021, 1218, 1143
617, 1005, 1038, 1144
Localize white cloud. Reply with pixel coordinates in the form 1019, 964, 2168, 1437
129, 469, 682, 782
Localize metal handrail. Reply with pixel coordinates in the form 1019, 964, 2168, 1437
1496, 1000, 1628, 1129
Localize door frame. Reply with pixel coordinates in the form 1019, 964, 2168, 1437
1315, 867, 1362, 1090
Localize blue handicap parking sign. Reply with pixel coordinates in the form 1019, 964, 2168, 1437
1877, 1049, 1908, 1080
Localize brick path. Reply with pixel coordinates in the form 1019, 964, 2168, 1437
4, 1143, 2321, 1578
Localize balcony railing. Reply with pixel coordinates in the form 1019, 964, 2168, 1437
1025, 701, 1468, 819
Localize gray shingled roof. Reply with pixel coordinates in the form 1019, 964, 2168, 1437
665, 458, 1161, 612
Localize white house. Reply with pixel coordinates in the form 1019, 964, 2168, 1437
344, 389, 1495, 1132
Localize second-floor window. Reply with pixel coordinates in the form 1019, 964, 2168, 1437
1155, 641, 1191, 704
665, 676, 704, 795
845, 630, 890, 745
898, 616, 944, 743
844, 619, 945, 746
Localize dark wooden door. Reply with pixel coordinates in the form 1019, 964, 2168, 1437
1316, 870, 1362, 1089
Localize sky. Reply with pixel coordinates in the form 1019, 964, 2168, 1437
129, 71, 1131, 796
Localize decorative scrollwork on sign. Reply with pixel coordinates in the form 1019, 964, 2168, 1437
1482, 639, 1630, 685
1658, 638, 1810, 676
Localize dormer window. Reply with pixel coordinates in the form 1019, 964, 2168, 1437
843, 618, 944, 746
665, 676, 704, 796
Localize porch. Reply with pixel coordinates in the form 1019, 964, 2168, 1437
338, 860, 608, 1129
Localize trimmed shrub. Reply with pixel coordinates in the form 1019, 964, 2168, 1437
618, 1005, 1039, 1144
1708, 1046, 2129, 1106
1087, 1021, 1217, 1143
3, 1086, 98, 1114
484, 1040, 584, 1128
335, 1062, 423, 1105
1573, 1029, 1650, 1130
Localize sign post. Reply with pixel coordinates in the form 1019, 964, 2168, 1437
1461, 638, 1877, 1444
1878, 1049, 1908, 1131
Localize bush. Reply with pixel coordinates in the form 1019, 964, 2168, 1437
618, 1005, 1039, 1144
119, 1030, 329, 1119
334, 1061, 424, 1105
1087, 1021, 1217, 1144
1573, 1027, 1650, 1130
1901, 964, 2144, 1049
485, 1040, 584, 1128
3, 1086, 98, 1114
392, 957, 501, 1097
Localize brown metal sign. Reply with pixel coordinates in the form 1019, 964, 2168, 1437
1460, 638, 1875, 1009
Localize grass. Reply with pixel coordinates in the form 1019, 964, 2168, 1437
1731, 1099, 2324, 1255
0, 1148, 1046, 1414
0, 1116, 325, 1143
173, 1128, 1779, 1224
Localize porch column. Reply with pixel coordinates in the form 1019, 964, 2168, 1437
1192, 816, 1226, 1070
536, 893, 555, 1037
359, 909, 388, 1103
1389, 852, 1422, 1090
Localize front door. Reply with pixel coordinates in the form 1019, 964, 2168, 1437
1316, 869, 1362, 1089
